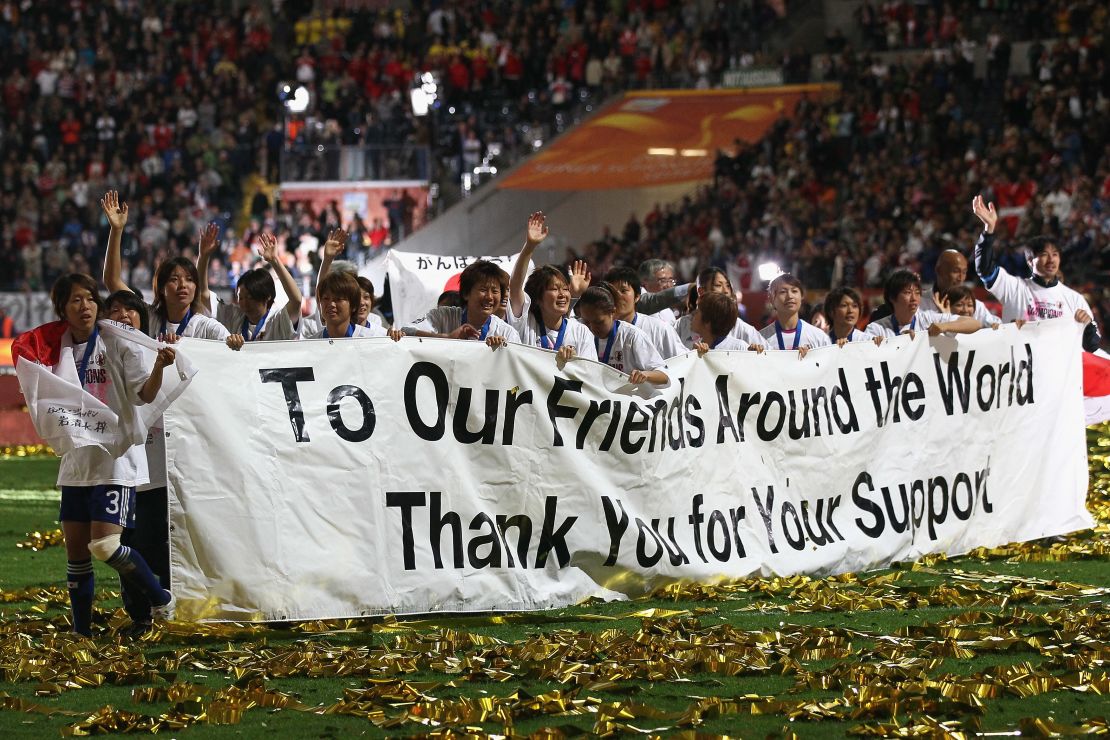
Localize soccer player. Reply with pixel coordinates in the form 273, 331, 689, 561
824, 286, 868, 345
692, 292, 755, 354
45, 274, 178, 636
865, 269, 981, 339
305, 272, 387, 339
400, 260, 521, 348
759, 274, 831, 354
972, 194, 1100, 351
675, 267, 762, 348
604, 266, 686, 359
195, 230, 303, 348
507, 212, 596, 360
576, 285, 669, 385
101, 191, 229, 342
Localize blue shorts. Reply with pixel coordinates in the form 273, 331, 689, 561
59, 485, 136, 528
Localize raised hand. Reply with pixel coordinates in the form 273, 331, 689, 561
972, 195, 998, 234
198, 222, 220, 258
569, 259, 591, 298
323, 228, 349, 260
935, 290, 951, 314
525, 211, 548, 246
100, 191, 129, 230
258, 232, 278, 262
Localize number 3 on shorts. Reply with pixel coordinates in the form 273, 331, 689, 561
104, 489, 120, 514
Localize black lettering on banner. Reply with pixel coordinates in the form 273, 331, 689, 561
852, 472, 884, 538
404, 362, 449, 441
602, 496, 629, 566
635, 517, 663, 567
260, 367, 315, 443
831, 368, 859, 433
468, 512, 501, 568
684, 390, 705, 447
752, 485, 778, 554
715, 375, 740, 443
621, 402, 649, 454
385, 491, 426, 570
780, 501, 806, 551
496, 514, 533, 568
756, 392, 785, 441
579, 399, 612, 449
655, 517, 689, 565
689, 494, 708, 563
951, 472, 974, 520
535, 496, 577, 568
430, 492, 464, 568
502, 388, 533, 445
547, 377, 582, 447
707, 510, 731, 561
326, 385, 375, 442
453, 387, 499, 445
927, 476, 949, 541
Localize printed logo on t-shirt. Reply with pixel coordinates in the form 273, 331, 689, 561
1027, 299, 1064, 320
84, 352, 107, 386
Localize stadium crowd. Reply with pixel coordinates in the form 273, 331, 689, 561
0, 0, 791, 295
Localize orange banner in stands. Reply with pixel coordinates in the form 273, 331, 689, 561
0, 339, 12, 368
498, 85, 839, 191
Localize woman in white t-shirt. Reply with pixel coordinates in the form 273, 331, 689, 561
37, 275, 178, 636
576, 284, 669, 386
507, 212, 596, 363
304, 272, 389, 339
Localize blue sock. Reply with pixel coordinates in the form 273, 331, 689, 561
66, 559, 94, 636
105, 546, 169, 607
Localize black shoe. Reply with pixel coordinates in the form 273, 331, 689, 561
121, 621, 152, 639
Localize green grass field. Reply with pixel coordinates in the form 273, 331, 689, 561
1, 431, 1109, 738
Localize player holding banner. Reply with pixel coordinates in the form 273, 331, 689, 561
15, 275, 181, 636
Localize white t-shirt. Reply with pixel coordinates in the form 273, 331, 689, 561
304, 323, 388, 339
144, 305, 230, 341
507, 294, 597, 360
650, 308, 678, 326
759, 319, 832, 350
57, 329, 150, 488
984, 267, 1096, 327
403, 306, 521, 343
631, 312, 686, 359
215, 300, 299, 341
300, 309, 385, 337
830, 328, 869, 343
595, 320, 665, 373
864, 309, 961, 339
704, 335, 750, 351
921, 286, 1001, 328
676, 314, 763, 349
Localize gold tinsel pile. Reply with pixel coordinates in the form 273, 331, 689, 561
0, 425, 1105, 736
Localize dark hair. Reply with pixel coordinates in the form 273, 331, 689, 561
459, 260, 505, 298
51, 273, 103, 320
604, 266, 641, 296
237, 268, 277, 307
1026, 236, 1057, 257
697, 292, 738, 339
356, 276, 375, 301
152, 256, 205, 319
769, 273, 803, 294
944, 284, 975, 305
690, 267, 731, 311
824, 286, 862, 318
316, 271, 361, 310
106, 289, 149, 335
578, 284, 616, 313
883, 269, 922, 305
437, 290, 462, 307
524, 265, 569, 329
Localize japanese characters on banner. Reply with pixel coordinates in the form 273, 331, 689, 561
386, 251, 531, 328
164, 319, 1091, 623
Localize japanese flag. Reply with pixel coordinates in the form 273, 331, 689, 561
13, 319, 196, 457
1085, 350, 1110, 426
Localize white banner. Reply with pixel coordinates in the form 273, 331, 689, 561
386, 251, 531, 328
166, 319, 1092, 622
